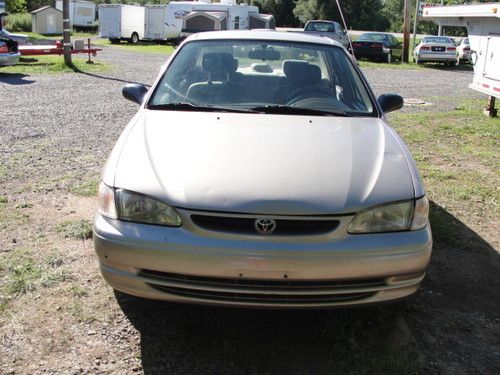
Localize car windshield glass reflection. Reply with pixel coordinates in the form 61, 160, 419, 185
148, 40, 375, 116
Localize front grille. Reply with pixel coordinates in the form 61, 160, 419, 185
139, 269, 384, 305
148, 284, 375, 304
191, 214, 339, 235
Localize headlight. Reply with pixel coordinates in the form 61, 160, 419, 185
115, 189, 182, 227
348, 197, 429, 234
97, 182, 181, 227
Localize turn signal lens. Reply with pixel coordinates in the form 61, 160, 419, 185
411, 196, 429, 230
98, 182, 117, 219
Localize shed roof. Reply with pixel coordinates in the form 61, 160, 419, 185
31, 6, 62, 14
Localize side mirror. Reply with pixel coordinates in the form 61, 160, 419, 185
122, 83, 148, 105
378, 94, 404, 113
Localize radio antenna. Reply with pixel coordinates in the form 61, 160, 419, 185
335, 0, 354, 54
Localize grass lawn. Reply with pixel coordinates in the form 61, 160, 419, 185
1, 55, 112, 74
96, 38, 176, 54
389, 99, 499, 243
25, 31, 98, 43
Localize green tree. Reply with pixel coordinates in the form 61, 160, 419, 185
251, 0, 299, 27
293, 0, 389, 31
6, 0, 27, 13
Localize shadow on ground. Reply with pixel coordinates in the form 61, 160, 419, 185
116, 202, 499, 374
0, 72, 35, 85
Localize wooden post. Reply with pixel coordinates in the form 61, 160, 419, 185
63, 0, 72, 65
402, 0, 411, 63
484, 96, 497, 117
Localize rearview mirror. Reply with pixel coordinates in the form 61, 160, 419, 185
378, 94, 404, 113
122, 83, 148, 105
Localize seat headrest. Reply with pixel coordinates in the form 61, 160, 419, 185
283, 60, 321, 85
202, 53, 235, 74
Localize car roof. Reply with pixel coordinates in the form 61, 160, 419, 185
186, 30, 343, 48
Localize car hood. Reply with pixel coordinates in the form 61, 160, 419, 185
112, 111, 415, 215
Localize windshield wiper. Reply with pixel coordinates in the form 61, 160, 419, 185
147, 102, 256, 113
251, 105, 352, 117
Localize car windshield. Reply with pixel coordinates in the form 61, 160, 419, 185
357, 34, 388, 42
305, 22, 335, 32
422, 37, 453, 44
149, 39, 375, 116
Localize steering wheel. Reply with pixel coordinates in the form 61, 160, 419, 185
285, 86, 336, 106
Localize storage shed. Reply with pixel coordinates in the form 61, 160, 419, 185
183, 11, 228, 33
31, 6, 63, 35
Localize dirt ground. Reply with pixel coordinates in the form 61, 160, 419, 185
0, 46, 499, 374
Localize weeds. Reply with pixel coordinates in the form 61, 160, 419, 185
56, 219, 93, 240
69, 179, 98, 197
4, 13, 31, 32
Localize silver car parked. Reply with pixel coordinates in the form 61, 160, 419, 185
94, 31, 432, 308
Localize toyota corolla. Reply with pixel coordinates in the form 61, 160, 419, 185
94, 30, 432, 308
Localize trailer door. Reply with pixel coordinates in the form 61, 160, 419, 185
146, 7, 164, 39
99, 7, 121, 38
484, 34, 500, 81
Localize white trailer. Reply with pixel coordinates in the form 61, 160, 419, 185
55, 0, 95, 29
98, 4, 145, 44
144, 0, 273, 42
424, 3, 500, 116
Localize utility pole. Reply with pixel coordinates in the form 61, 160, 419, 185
438, 0, 444, 35
63, 0, 72, 65
412, 0, 420, 57
402, 0, 411, 62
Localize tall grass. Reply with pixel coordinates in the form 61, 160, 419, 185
4, 13, 32, 32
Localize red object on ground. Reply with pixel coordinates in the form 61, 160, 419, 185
18, 44, 102, 57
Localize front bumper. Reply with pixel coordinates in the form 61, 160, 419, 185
94, 211, 432, 308
0, 52, 20, 67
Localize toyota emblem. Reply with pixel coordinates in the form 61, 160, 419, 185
254, 218, 277, 234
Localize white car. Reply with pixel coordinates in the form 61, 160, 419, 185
413, 36, 459, 66
0, 29, 29, 45
94, 31, 432, 308
457, 37, 471, 63
0, 37, 20, 67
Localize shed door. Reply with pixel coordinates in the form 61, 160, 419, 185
484, 34, 500, 81
47, 14, 56, 34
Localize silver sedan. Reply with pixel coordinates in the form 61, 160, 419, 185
0, 38, 20, 67
94, 31, 432, 308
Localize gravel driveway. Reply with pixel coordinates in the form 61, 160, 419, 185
0, 46, 496, 375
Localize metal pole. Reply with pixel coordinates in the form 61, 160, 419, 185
402, 0, 411, 62
438, 0, 444, 35
63, 0, 72, 65
412, 0, 420, 57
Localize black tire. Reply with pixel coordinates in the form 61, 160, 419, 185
129, 32, 139, 44
109, 38, 120, 44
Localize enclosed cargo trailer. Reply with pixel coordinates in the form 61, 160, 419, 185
98, 4, 145, 44
56, 0, 96, 29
